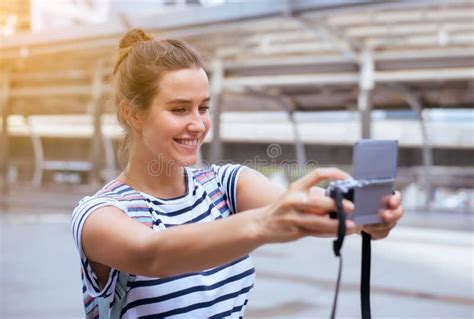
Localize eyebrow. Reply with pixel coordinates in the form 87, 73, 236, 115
166, 97, 211, 105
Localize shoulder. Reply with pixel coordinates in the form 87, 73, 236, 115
71, 180, 153, 242
189, 164, 247, 186
72, 180, 145, 219
75, 181, 125, 206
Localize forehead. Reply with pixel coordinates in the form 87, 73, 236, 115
157, 68, 209, 101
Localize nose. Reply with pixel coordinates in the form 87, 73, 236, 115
187, 109, 206, 133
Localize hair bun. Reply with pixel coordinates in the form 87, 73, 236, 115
119, 28, 154, 49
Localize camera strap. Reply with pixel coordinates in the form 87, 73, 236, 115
330, 189, 372, 319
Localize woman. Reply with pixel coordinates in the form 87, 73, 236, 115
71, 29, 403, 318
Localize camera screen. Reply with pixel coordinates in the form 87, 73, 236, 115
350, 140, 398, 225
353, 140, 398, 180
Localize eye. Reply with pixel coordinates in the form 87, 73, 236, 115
172, 108, 187, 113
199, 106, 210, 113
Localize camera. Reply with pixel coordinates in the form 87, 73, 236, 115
325, 140, 398, 225
326, 140, 398, 319
326, 178, 360, 201
326, 177, 394, 225
326, 178, 359, 221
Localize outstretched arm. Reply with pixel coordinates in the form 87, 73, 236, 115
235, 167, 326, 212
235, 167, 404, 240
81, 168, 355, 288
235, 168, 285, 212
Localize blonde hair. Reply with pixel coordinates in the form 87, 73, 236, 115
112, 28, 205, 166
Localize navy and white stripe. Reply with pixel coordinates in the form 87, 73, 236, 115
71, 164, 255, 318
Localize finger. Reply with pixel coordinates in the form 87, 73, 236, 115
362, 228, 390, 240
362, 214, 398, 240
309, 186, 326, 197
294, 193, 354, 215
345, 220, 359, 236
290, 212, 345, 234
362, 222, 393, 239
290, 168, 351, 192
362, 222, 392, 233
381, 206, 403, 223
296, 213, 358, 236
388, 191, 402, 209
363, 207, 401, 230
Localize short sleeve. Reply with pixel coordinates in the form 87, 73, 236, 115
71, 195, 128, 298
211, 164, 245, 215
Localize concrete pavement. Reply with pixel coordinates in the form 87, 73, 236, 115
0, 208, 472, 319
248, 226, 473, 318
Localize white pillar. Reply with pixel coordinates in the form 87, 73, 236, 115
394, 84, 434, 210
89, 60, 105, 186
282, 96, 306, 174
209, 58, 224, 163
358, 48, 374, 139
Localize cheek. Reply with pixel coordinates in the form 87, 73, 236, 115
147, 114, 181, 136
140, 118, 168, 147
203, 114, 212, 131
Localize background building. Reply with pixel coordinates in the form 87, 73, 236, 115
0, 1, 473, 318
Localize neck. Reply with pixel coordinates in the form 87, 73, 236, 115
119, 146, 187, 199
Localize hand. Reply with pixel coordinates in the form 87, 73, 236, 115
361, 190, 403, 240
256, 168, 358, 243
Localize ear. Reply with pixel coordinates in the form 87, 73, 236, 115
119, 100, 144, 134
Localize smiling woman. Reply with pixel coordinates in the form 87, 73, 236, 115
111, 29, 207, 170
134, 68, 211, 175
70, 28, 403, 319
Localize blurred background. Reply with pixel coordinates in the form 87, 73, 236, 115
0, 0, 473, 318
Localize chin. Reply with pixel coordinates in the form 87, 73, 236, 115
176, 155, 199, 167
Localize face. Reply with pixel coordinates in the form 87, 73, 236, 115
136, 67, 211, 167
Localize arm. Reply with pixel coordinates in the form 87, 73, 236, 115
82, 168, 355, 286
236, 167, 326, 211
235, 168, 285, 212
235, 168, 404, 240
82, 205, 264, 280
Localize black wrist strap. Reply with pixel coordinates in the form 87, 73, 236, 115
330, 189, 345, 319
331, 190, 372, 319
332, 190, 346, 257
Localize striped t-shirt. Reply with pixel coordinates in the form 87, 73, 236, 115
71, 164, 255, 318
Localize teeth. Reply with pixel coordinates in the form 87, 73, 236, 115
176, 139, 198, 146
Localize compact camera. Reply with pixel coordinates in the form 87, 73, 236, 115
326, 178, 360, 204
326, 140, 398, 225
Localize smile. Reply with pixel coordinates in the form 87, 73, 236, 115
174, 138, 199, 149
